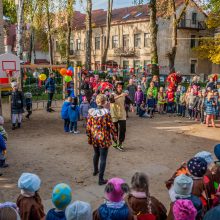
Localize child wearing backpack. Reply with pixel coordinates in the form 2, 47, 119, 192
127, 172, 167, 220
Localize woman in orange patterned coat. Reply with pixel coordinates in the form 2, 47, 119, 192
86, 94, 117, 186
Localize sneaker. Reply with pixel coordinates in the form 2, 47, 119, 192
50, 108, 55, 112
74, 130, 80, 134
117, 144, 124, 151
0, 164, 9, 168
112, 142, 118, 149
93, 170, 99, 176
69, 130, 73, 133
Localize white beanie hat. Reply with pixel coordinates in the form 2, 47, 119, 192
65, 201, 92, 220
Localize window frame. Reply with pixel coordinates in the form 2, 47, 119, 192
95, 36, 101, 50
112, 35, 119, 49
134, 33, 141, 48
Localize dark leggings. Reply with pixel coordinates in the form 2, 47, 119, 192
113, 120, 126, 144
47, 93, 54, 110
93, 147, 108, 180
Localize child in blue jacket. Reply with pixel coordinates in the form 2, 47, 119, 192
0, 133, 8, 169
68, 97, 80, 134
61, 97, 72, 132
146, 92, 156, 117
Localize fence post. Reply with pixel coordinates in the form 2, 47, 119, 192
74, 66, 78, 97
62, 76, 65, 100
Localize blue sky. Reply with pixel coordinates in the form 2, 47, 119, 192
75, 0, 142, 12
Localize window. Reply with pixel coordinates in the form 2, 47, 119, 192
134, 60, 140, 69
134, 34, 141, 48
112, 35, 119, 48
123, 14, 130, 19
191, 60, 197, 73
135, 12, 143, 17
95, 37, 101, 50
70, 40, 74, 55
123, 35, 129, 48
190, 35, 196, 48
123, 60, 129, 69
192, 12, 197, 25
144, 60, 151, 68
144, 33, 150, 47
55, 40, 59, 51
76, 39, 81, 50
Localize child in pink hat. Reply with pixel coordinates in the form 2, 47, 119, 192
173, 199, 197, 220
93, 177, 133, 220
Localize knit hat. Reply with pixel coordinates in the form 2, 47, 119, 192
18, 173, 41, 192
204, 205, 220, 220
105, 178, 128, 202
195, 151, 214, 165
187, 157, 207, 178
52, 183, 72, 210
174, 174, 193, 198
65, 201, 92, 220
11, 82, 18, 88
173, 199, 197, 220
214, 144, 220, 161
0, 116, 4, 125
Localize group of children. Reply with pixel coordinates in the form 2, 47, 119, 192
2, 144, 220, 220
133, 80, 219, 127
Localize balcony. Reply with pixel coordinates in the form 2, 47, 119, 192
178, 19, 206, 30
114, 47, 137, 57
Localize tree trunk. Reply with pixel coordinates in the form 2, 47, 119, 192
16, 0, 25, 60
101, 0, 113, 70
46, 0, 53, 65
28, 28, 34, 63
168, 0, 190, 73
85, 0, 92, 70
66, 0, 74, 67
149, 0, 159, 76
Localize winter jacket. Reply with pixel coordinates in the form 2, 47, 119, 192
68, 105, 80, 122
80, 101, 90, 118
205, 99, 215, 115
158, 92, 166, 104
197, 97, 205, 111
61, 101, 72, 120
135, 91, 144, 105
16, 193, 45, 220
206, 81, 217, 91
45, 77, 55, 93
46, 209, 66, 220
0, 134, 6, 155
11, 90, 24, 114
93, 203, 134, 220
126, 192, 167, 220
87, 108, 117, 148
147, 87, 158, 99
166, 91, 175, 103
127, 84, 137, 103
188, 93, 197, 109
0, 126, 8, 141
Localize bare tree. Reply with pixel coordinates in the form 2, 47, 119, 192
85, 0, 92, 70
101, 0, 113, 70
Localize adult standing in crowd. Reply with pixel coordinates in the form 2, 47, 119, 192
81, 76, 93, 103
111, 82, 128, 151
127, 79, 137, 104
45, 73, 55, 112
86, 94, 117, 185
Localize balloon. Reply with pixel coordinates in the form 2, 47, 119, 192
39, 73, 47, 81
66, 70, 73, 76
64, 76, 72, 83
33, 71, 40, 78
68, 66, 74, 73
60, 68, 67, 76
